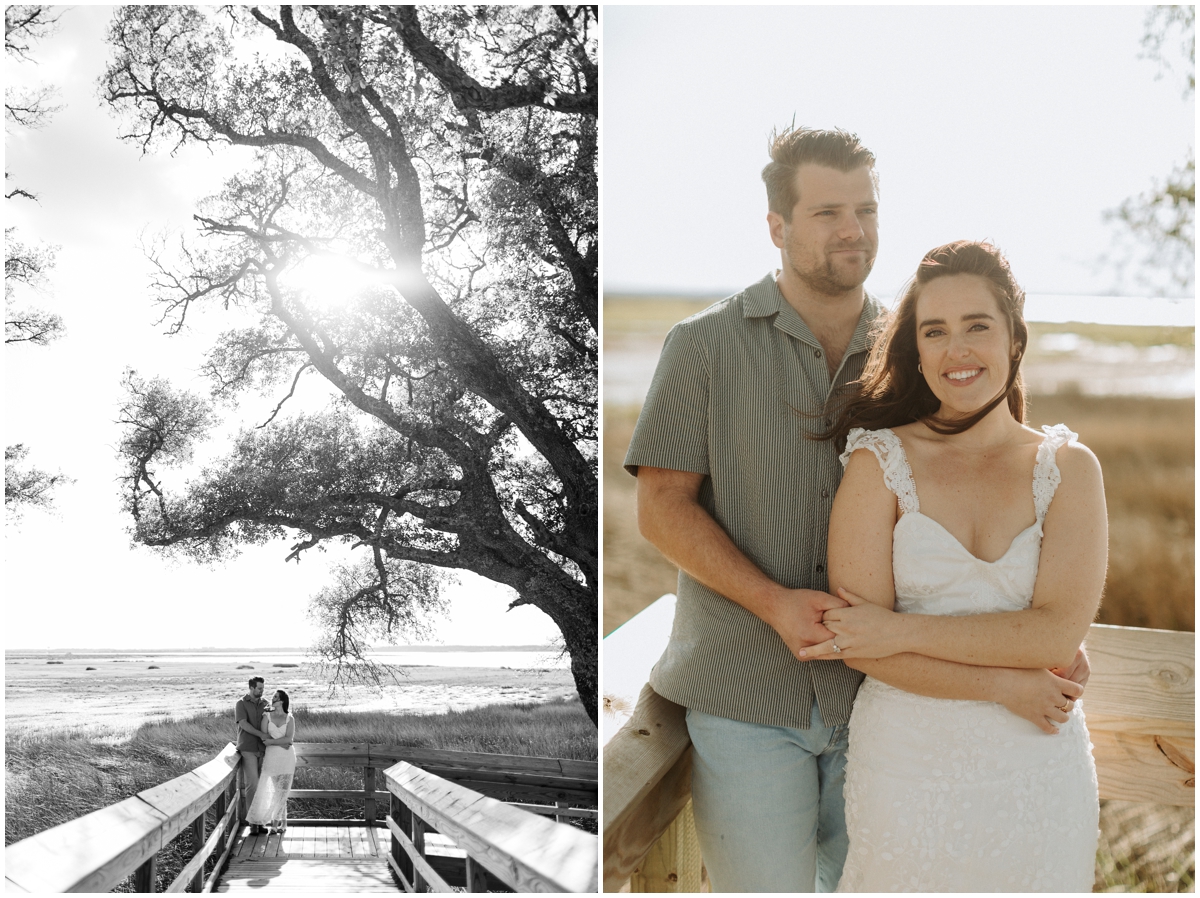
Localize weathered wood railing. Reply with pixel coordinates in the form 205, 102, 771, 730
4, 743, 242, 893
602, 595, 1196, 892
5, 742, 598, 893
385, 760, 599, 892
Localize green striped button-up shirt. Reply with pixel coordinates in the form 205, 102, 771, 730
624, 272, 883, 728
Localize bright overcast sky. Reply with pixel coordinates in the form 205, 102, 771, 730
4, 6, 560, 650
604, 6, 1196, 316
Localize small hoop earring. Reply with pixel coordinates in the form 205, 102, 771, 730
917, 362, 923, 373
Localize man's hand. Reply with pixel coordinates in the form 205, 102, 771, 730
994, 667, 1083, 734
1050, 645, 1091, 691
766, 587, 849, 661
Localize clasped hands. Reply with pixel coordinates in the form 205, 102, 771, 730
775, 586, 1090, 734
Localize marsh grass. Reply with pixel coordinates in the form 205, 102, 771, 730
5, 698, 595, 891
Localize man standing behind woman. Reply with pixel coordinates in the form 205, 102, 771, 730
235, 678, 297, 835
625, 126, 1092, 891
235, 677, 269, 835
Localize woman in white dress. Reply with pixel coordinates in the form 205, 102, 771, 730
247, 689, 297, 834
805, 241, 1104, 891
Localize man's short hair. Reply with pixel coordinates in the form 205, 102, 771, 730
762, 126, 877, 220
248, 676, 264, 688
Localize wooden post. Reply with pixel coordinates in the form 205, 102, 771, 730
133, 855, 157, 892
412, 816, 427, 893
189, 812, 208, 892
364, 766, 377, 829
630, 798, 704, 893
464, 855, 488, 892
555, 800, 569, 824
392, 793, 413, 886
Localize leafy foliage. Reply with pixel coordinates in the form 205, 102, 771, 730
1106, 6, 1195, 293
103, 6, 598, 719
5, 4, 65, 522
4, 444, 68, 520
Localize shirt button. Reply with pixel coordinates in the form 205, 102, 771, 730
816, 563, 825, 573
815, 349, 822, 358
821, 488, 829, 498
825, 418, 832, 427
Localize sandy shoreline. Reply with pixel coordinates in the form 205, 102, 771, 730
5, 652, 577, 736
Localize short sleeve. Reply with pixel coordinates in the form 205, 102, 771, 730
624, 322, 710, 477
235, 701, 248, 723
839, 427, 920, 515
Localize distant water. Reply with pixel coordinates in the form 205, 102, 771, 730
605, 293, 1195, 404
8, 646, 569, 670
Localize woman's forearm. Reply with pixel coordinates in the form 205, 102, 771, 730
898, 606, 1087, 670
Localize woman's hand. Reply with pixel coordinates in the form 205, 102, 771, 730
994, 667, 1083, 734
799, 588, 909, 660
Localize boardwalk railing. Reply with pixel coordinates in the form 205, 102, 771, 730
602, 595, 1196, 892
385, 761, 599, 892
4, 744, 241, 893
5, 742, 598, 893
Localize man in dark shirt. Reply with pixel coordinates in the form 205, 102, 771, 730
235, 677, 268, 834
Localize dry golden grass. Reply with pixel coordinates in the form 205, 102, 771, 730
605, 395, 1194, 634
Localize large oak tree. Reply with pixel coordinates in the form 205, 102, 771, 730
104, 6, 597, 719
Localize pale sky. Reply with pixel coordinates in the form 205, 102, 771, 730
604, 5, 1196, 311
4, 6, 560, 649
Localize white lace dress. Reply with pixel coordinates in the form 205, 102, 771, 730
834, 425, 1099, 893
247, 714, 296, 830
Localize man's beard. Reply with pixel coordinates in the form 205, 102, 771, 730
791, 248, 875, 297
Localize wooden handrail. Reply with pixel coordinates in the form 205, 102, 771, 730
384, 761, 598, 893
5, 742, 597, 893
4, 744, 241, 893
602, 597, 1196, 892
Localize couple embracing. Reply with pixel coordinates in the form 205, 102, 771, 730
626, 127, 1104, 892
235, 676, 298, 835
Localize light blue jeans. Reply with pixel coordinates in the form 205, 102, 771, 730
686, 703, 849, 892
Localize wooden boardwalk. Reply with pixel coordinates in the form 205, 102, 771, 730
218, 824, 398, 892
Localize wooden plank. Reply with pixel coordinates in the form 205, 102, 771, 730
201, 812, 241, 893
218, 858, 397, 893
369, 745, 597, 781
4, 793, 171, 893
1084, 624, 1194, 736
1093, 730, 1195, 805
387, 852, 416, 893
365, 766, 377, 828
338, 826, 353, 859
286, 789, 377, 801
629, 799, 705, 893
167, 798, 235, 894
602, 685, 694, 892
384, 762, 598, 893
385, 816, 453, 892
508, 802, 598, 819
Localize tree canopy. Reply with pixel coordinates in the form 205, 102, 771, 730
104, 6, 597, 718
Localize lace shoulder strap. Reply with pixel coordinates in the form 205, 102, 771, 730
1033, 423, 1078, 521
840, 428, 920, 514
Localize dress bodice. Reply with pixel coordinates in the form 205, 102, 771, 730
839, 424, 1077, 617
266, 714, 291, 738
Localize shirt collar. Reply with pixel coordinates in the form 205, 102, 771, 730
744, 271, 883, 356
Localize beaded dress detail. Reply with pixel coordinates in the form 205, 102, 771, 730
834, 425, 1099, 893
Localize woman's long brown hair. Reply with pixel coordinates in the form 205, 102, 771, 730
826, 240, 1028, 452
